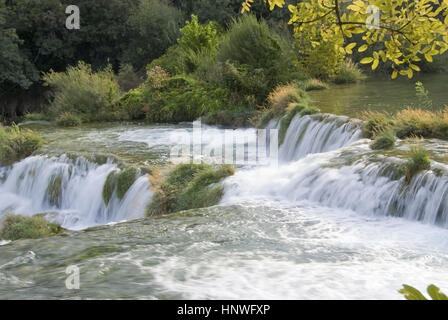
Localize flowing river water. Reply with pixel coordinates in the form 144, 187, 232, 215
1, 79, 448, 299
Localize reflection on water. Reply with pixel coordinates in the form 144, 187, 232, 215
309, 73, 448, 117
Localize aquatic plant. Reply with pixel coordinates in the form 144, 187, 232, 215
116, 167, 138, 200
300, 79, 329, 91
333, 59, 366, 84
370, 130, 396, 150
0, 214, 65, 241
399, 284, 448, 300
147, 163, 234, 216
360, 111, 395, 139
102, 170, 118, 206
404, 146, 431, 183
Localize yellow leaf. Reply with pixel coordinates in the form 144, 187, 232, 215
410, 64, 421, 72
345, 42, 357, 54
360, 57, 374, 64
407, 69, 413, 79
425, 54, 433, 62
358, 44, 368, 53
372, 59, 379, 70
391, 70, 398, 79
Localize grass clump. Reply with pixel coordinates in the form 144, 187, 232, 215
55, 112, 82, 127
394, 107, 448, 140
360, 111, 395, 139
403, 146, 431, 183
371, 130, 396, 150
116, 167, 138, 200
300, 79, 329, 91
0, 214, 65, 241
102, 171, 118, 206
333, 59, 366, 84
23, 113, 50, 122
0, 124, 42, 166
147, 163, 234, 216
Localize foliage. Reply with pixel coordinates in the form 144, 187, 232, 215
202, 110, 255, 127
0, 214, 64, 241
122, 0, 183, 71
361, 111, 395, 139
147, 163, 234, 216
395, 107, 448, 140
116, 167, 138, 199
0, 124, 42, 165
43, 62, 120, 122
117, 64, 143, 92
399, 284, 448, 300
404, 146, 431, 183
55, 112, 82, 127
23, 113, 50, 122
146, 66, 171, 89
266, 83, 307, 116
370, 130, 396, 150
243, 0, 448, 79
333, 59, 366, 84
117, 89, 147, 120
300, 79, 329, 91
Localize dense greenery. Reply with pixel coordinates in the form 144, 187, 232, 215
0, 124, 42, 165
147, 164, 234, 216
0, 214, 65, 241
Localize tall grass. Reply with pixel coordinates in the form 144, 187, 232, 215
333, 59, 366, 84
0, 124, 42, 165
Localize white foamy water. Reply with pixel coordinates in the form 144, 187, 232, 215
0, 155, 152, 230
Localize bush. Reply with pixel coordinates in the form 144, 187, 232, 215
371, 130, 396, 150
43, 62, 120, 122
23, 113, 50, 122
333, 59, 366, 84
300, 79, 329, 91
0, 124, 42, 165
360, 111, 395, 139
117, 64, 143, 92
117, 88, 147, 120
404, 146, 431, 183
55, 112, 82, 127
147, 163, 234, 216
116, 167, 138, 199
267, 83, 307, 116
0, 214, 65, 241
217, 15, 296, 89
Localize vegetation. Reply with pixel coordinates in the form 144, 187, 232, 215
245, 0, 448, 79
0, 124, 42, 165
103, 171, 118, 206
300, 79, 329, 91
116, 167, 139, 200
46, 173, 63, 207
0, 214, 65, 241
371, 130, 396, 150
333, 60, 366, 84
147, 163, 234, 216
403, 146, 431, 183
55, 112, 82, 127
399, 284, 448, 300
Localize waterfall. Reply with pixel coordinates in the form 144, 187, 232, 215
278, 113, 362, 162
0, 155, 152, 230
223, 142, 448, 228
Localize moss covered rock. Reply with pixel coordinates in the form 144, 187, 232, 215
116, 167, 138, 200
147, 163, 234, 216
0, 214, 65, 241
102, 170, 118, 205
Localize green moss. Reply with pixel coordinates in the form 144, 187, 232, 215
300, 106, 320, 116
371, 130, 396, 150
403, 146, 431, 183
102, 171, 118, 206
0, 214, 65, 241
147, 163, 234, 216
46, 174, 63, 207
278, 104, 306, 145
116, 167, 138, 200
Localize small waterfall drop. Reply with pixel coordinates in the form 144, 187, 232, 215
0, 155, 152, 230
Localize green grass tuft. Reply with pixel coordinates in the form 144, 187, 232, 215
0, 214, 65, 241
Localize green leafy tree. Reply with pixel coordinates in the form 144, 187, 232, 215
242, 0, 448, 78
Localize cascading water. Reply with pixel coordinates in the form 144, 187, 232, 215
0, 155, 152, 230
278, 113, 363, 161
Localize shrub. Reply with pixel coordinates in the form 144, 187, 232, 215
55, 112, 82, 127
147, 163, 234, 216
116, 167, 138, 199
300, 79, 329, 91
217, 15, 295, 88
117, 63, 143, 92
333, 59, 366, 84
0, 214, 65, 241
43, 62, 120, 122
146, 66, 170, 89
404, 146, 431, 183
23, 113, 50, 122
267, 83, 307, 116
117, 88, 147, 120
371, 130, 396, 150
0, 124, 42, 165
